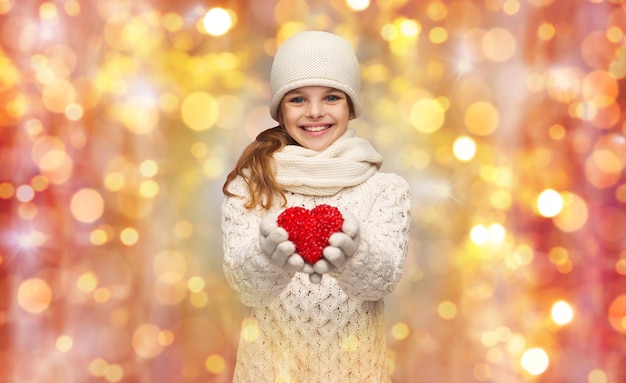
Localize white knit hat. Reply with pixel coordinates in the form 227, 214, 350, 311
269, 31, 362, 121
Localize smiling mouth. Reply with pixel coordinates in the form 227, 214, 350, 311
301, 125, 331, 132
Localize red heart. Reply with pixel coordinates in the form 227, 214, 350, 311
277, 204, 344, 264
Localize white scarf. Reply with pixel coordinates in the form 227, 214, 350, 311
273, 129, 383, 196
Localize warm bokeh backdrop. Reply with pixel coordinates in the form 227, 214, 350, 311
0, 0, 625, 382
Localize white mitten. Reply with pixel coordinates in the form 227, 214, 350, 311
313, 210, 360, 277
259, 212, 305, 273
301, 264, 323, 284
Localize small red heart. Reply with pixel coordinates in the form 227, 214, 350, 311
277, 204, 344, 264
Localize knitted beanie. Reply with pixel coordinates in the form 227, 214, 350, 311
269, 31, 362, 121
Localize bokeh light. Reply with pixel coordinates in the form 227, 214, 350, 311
551, 300, 574, 326
537, 189, 564, 218
202, 7, 234, 36
70, 188, 105, 223
0, 1, 624, 382
17, 278, 52, 314
346, 0, 370, 12
452, 135, 477, 162
521, 347, 550, 376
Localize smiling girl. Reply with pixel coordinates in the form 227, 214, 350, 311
222, 31, 411, 383
279, 86, 352, 151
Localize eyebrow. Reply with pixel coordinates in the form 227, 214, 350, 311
285, 88, 342, 96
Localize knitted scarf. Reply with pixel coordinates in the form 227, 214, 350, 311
273, 129, 383, 196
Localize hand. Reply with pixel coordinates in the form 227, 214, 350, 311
259, 212, 305, 273
312, 210, 360, 279
301, 264, 323, 284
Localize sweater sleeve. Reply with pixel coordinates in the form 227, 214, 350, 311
221, 178, 293, 307
331, 174, 411, 301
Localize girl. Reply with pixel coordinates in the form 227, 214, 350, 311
222, 31, 411, 383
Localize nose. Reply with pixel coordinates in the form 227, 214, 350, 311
306, 100, 325, 118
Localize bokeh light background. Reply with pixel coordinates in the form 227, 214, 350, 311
1, 0, 625, 382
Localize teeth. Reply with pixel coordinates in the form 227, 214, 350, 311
302, 125, 330, 132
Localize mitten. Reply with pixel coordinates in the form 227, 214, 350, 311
313, 210, 360, 276
301, 264, 323, 284
259, 212, 305, 273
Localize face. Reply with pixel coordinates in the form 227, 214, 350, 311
278, 86, 353, 151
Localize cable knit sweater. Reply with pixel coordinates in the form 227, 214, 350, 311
222, 136, 411, 383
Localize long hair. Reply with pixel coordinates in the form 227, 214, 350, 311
222, 125, 296, 210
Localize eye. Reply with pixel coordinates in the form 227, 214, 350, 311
288, 96, 306, 104
325, 94, 341, 102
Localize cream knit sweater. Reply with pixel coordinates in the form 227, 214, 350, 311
222, 134, 411, 383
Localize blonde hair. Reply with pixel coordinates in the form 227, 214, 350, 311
222, 126, 294, 210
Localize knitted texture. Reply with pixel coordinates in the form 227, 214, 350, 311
273, 129, 383, 196
222, 172, 411, 383
270, 31, 362, 120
